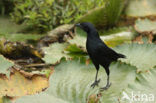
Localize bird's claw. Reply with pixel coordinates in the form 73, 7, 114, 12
90, 79, 101, 88
100, 82, 111, 91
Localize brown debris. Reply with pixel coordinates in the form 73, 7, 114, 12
133, 35, 144, 44
37, 24, 75, 47
87, 93, 102, 103
0, 38, 44, 60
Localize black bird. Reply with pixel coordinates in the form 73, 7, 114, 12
75, 22, 126, 90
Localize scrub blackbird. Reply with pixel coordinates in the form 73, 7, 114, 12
75, 22, 126, 90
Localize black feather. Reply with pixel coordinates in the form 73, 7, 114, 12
75, 22, 126, 90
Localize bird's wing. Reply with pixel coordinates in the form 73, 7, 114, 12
96, 43, 119, 60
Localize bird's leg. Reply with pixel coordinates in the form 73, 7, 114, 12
100, 68, 111, 91
91, 69, 100, 88
100, 74, 111, 91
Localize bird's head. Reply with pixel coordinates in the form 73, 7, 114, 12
75, 22, 96, 33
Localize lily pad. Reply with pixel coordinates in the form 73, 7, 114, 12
67, 28, 87, 50
45, 60, 136, 103
15, 93, 68, 103
123, 68, 156, 103
100, 30, 135, 47
67, 27, 135, 52
42, 43, 69, 64
114, 43, 156, 72
126, 0, 156, 17
0, 55, 14, 78
0, 68, 53, 97
135, 19, 156, 34
14, 59, 136, 103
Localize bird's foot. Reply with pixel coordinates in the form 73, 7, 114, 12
90, 79, 101, 88
100, 82, 111, 91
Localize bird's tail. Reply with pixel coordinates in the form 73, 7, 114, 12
118, 53, 126, 58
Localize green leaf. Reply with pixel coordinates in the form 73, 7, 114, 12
68, 27, 135, 51
0, 17, 43, 43
100, 28, 135, 47
42, 43, 69, 64
126, 0, 156, 17
15, 93, 68, 103
0, 17, 26, 34
76, 7, 107, 28
77, 0, 126, 28
135, 19, 156, 34
125, 68, 156, 102
99, 27, 131, 36
66, 44, 85, 53
65, 44, 88, 58
114, 43, 156, 72
14, 59, 136, 103
0, 33, 43, 42
46, 60, 136, 103
0, 55, 14, 77
67, 28, 86, 50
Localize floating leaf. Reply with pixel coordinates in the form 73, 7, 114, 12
124, 68, 156, 103
68, 27, 135, 52
42, 43, 69, 64
99, 27, 131, 36
67, 28, 86, 50
0, 55, 14, 78
66, 44, 85, 53
46, 60, 136, 103
65, 44, 88, 58
0, 68, 53, 97
15, 93, 68, 103
126, 0, 156, 17
100, 30, 135, 47
114, 43, 156, 72
14, 60, 136, 103
135, 19, 156, 34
